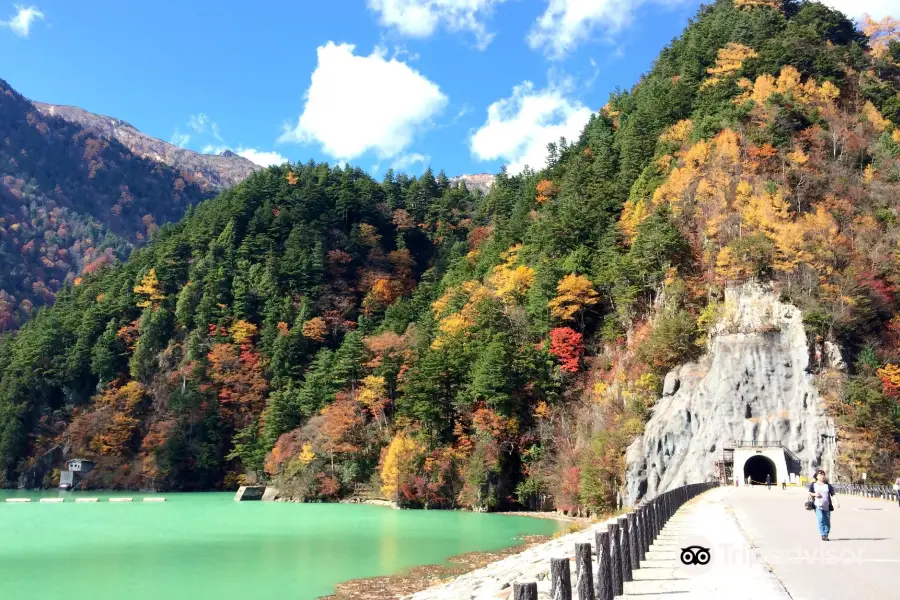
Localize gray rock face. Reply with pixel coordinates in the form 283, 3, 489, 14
625, 282, 836, 504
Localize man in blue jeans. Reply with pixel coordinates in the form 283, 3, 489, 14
808, 469, 835, 541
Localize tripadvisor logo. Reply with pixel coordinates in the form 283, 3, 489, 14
674, 535, 716, 577
680, 545, 711, 565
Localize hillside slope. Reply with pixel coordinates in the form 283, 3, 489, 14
1, 0, 898, 506
0, 80, 213, 329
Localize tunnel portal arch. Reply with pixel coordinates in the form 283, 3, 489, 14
743, 454, 777, 485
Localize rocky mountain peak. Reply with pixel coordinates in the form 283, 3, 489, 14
31, 101, 262, 192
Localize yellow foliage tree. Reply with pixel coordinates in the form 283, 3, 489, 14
660, 119, 693, 145
703, 43, 758, 88
298, 442, 316, 466
749, 73, 777, 104
489, 265, 535, 304
618, 198, 651, 242
134, 268, 164, 308
863, 164, 877, 184
363, 278, 398, 314
357, 375, 386, 407
787, 147, 809, 166
862, 14, 900, 57
431, 285, 457, 318
380, 433, 422, 501
548, 274, 599, 326
231, 320, 258, 345
862, 101, 890, 132
734, 0, 781, 8
357, 375, 389, 427
284, 171, 299, 185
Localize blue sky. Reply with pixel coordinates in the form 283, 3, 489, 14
0, 0, 887, 178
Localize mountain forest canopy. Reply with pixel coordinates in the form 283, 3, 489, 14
0, 80, 213, 331
1, 0, 899, 511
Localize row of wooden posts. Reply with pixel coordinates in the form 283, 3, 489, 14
511, 481, 720, 600
832, 483, 897, 501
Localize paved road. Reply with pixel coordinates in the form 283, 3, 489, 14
725, 485, 900, 600
624, 487, 791, 599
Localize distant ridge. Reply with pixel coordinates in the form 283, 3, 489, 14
33, 102, 262, 192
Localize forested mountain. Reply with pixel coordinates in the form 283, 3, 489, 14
33, 102, 261, 192
0, 80, 216, 330
1, 0, 899, 511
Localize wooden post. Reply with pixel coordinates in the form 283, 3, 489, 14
513, 582, 538, 600
551, 557, 572, 600
636, 506, 647, 562
651, 498, 660, 540
627, 512, 639, 572
618, 516, 632, 583
575, 542, 595, 600
594, 530, 612, 600
608, 522, 622, 596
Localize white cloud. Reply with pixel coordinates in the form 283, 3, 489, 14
280, 42, 447, 162
529, 0, 684, 59
471, 81, 593, 175
236, 148, 289, 167
820, 0, 895, 20
188, 113, 209, 133
170, 130, 191, 148
368, 0, 505, 49
2, 4, 44, 37
391, 152, 429, 171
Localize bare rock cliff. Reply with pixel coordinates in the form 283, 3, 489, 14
625, 282, 837, 503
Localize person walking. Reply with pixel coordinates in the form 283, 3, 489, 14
808, 469, 836, 541
893, 476, 900, 507
766, 473, 771, 490
782, 477, 786, 490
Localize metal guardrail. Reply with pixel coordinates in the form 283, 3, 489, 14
509, 481, 720, 600
832, 483, 898, 500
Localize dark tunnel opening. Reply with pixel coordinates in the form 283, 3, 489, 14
743, 455, 777, 485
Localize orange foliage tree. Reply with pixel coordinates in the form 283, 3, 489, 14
301, 317, 327, 342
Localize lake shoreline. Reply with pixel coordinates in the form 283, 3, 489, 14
320, 512, 590, 600
318, 534, 555, 600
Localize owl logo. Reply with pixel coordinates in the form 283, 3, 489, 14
680, 545, 711, 565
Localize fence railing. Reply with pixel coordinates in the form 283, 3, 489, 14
832, 483, 898, 500
509, 481, 720, 600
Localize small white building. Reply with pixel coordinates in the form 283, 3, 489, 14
59, 458, 95, 489
67, 459, 94, 472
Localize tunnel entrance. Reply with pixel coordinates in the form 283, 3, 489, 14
743, 455, 777, 485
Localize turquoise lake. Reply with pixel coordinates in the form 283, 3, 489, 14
0, 491, 559, 599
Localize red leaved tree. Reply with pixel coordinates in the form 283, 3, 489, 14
549, 327, 584, 373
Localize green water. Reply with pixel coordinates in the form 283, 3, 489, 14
0, 491, 559, 599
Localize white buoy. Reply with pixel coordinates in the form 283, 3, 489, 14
109, 497, 133, 503
5, 498, 31, 503
39, 498, 65, 503
142, 497, 166, 502
75, 498, 99, 503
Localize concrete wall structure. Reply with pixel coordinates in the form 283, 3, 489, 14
734, 447, 790, 484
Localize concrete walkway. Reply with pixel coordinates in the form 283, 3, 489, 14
623, 486, 790, 600
725, 485, 900, 600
